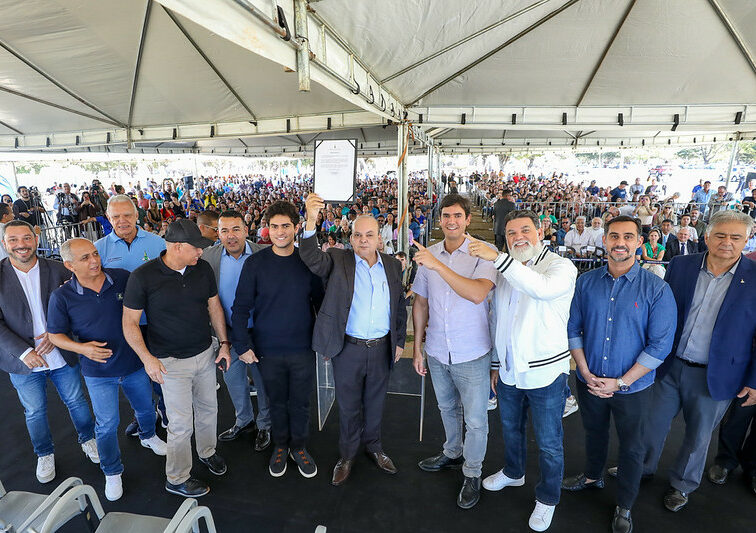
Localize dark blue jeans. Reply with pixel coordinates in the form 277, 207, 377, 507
84, 367, 156, 476
9, 363, 95, 457
497, 373, 567, 506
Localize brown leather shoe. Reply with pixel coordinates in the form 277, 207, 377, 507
367, 450, 398, 474
331, 458, 354, 486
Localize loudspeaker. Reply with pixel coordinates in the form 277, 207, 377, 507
183, 175, 194, 191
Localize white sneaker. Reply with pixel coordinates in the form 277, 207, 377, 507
140, 435, 167, 456
563, 396, 579, 418
483, 469, 525, 491
81, 439, 100, 464
105, 474, 123, 501
487, 397, 498, 411
529, 501, 555, 532
36, 454, 56, 483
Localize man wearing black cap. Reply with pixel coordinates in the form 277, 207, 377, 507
122, 219, 231, 497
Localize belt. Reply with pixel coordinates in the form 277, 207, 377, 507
677, 357, 707, 369
344, 334, 390, 348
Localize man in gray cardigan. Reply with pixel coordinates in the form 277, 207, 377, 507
202, 211, 272, 451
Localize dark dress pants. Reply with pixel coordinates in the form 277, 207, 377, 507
258, 351, 315, 450
331, 340, 391, 459
576, 379, 652, 510
715, 396, 756, 477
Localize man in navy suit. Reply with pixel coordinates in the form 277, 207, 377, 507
640, 210, 756, 512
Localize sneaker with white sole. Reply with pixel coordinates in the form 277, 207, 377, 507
105, 474, 123, 501
483, 469, 525, 491
563, 396, 578, 418
36, 454, 55, 483
529, 501, 555, 532
487, 397, 498, 411
81, 439, 100, 464
141, 435, 167, 456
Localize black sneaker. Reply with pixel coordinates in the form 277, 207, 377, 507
290, 448, 317, 478
165, 478, 210, 497
199, 453, 227, 476
269, 446, 288, 477
124, 418, 139, 437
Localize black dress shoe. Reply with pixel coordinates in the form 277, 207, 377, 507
749, 475, 756, 496
612, 506, 633, 533
707, 464, 729, 485
418, 451, 464, 472
199, 453, 227, 476
331, 458, 354, 486
607, 466, 654, 484
366, 450, 397, 474
457, 476, 481, 509
254, 428, 271, 452
562, 473, 605, 491
165, 478, 210, 497
218, 421, 256, 442
124, 418, 139, 437
663, 487, 688, 512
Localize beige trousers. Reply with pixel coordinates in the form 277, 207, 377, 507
160, 344, 218, 485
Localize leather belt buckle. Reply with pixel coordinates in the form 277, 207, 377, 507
365, 338, 379, 348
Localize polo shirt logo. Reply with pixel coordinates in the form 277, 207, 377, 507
117, 293, 124, 300
107, 257, 122, 263
143, 251, 149, 262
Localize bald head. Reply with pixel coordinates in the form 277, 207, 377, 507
350, 215, 381, 264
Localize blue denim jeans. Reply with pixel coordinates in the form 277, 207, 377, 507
497, 373, 567, 506
427, 352, 491, 478
222, 347, 271, 430
84, 367, 156, 476
9, 363, 95, 457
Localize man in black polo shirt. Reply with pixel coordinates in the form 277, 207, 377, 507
47, 238, 167, 502
232, 201, 324, 478
123, 219, 232, 498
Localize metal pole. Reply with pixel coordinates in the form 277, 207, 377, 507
725, 139, 739, 190
294, 0, 311, 92
397, 123, 409, 253
426, 144, 433, 245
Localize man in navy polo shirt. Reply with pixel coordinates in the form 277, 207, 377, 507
95, 194, 168, 436
48, 238, 166, 502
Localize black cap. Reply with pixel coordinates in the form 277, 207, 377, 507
620, 180, 628, 185
165, 219, 213, 249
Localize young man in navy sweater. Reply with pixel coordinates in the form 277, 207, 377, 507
231, 201, 324, 478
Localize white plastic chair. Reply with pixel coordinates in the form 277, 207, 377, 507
0, 477, 86, 533
30, 485, 215, 533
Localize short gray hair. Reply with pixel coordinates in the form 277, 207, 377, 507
60, 238, 92, 262
706, 210, 754, 236
107, 194, 137, 215
575, 216, 586, 223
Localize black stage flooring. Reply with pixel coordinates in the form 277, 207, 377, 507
1, 362, 753, 532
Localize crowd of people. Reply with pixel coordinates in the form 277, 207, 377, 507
0, 168, 754, 533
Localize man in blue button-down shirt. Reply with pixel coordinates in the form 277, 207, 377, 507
562, 215, 676, 533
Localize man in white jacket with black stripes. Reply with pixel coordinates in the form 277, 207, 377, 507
469, 210, 577, 532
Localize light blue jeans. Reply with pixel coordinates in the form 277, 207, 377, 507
223, 347, 271, 430
427, 352, 491, 478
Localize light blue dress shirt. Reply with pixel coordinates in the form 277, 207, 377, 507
219, 242, 253, 328
95, 226, 166, 272
346, 253, 391, 339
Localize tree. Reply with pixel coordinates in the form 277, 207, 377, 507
735, 141, 756, 165
675, 144, 724, 165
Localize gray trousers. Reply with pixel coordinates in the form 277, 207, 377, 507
642, 357, 731, 493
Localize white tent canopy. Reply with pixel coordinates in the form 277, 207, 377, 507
1, 0, 756, 155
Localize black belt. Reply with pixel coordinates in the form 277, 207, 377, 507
677, 357, 707, 369
345, 334, 389, 348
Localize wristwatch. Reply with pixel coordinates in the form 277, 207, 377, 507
616, 378, 630, 392
219, 340, 232, 347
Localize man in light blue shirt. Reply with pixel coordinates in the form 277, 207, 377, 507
202, 213, 271, 451
412, 194, 497, 510
95, 195, 167, 435
692, 181, 714, 215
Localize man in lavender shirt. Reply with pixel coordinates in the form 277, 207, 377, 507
412, 194, 498, 510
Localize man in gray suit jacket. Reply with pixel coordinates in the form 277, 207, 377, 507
202, 212, 272, 451
0, 220, 98, 484
300, 193, 407, 486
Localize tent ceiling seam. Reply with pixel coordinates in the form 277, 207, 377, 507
380, 0, 553, 83
128, 0, 154, 130
407, 0, 582, 106
0, 39, 127, 128
0, 84, 121, 127
706, 0, 756, 80
575, 0, 637, 107
162, 6, 258, 121
0, 119, 23, 135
